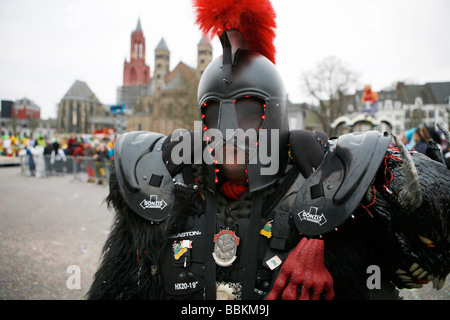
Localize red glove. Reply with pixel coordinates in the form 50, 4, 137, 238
266, 237, 335, 300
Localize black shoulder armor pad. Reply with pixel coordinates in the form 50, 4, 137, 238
114, 131, 183, 223
293, 131, 392, 236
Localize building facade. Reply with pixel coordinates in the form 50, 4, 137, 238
331, 82, 450, 136
0, 98, 56, 139
57, 80, 107, 134
12, 97, 41, 120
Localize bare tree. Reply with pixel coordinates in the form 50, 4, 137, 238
302, 56, 359, 135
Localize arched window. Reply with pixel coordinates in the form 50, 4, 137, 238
133, 43, 138, 59
139, 43, 143, 59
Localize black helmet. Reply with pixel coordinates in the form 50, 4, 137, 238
198, 29, 289, 192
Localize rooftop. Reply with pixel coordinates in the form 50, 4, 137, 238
62, 80, 100, 103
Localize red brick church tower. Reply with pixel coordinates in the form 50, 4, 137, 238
123, 19, 150, 86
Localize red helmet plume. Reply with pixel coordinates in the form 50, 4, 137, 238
192, 0, 277, 64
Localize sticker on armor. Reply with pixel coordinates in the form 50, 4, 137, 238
266, 255, 282, 270
297, 206, 327, 226
173, 240, 192, 260
140, 195, 167, 210
260, 220, 273, 238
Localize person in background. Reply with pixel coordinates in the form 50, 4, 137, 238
30, 139, 45, 178
25, 140, 36, 176
43, 138, 53, 176
50, 141, 67, 176
412, 125, 431, 154
93, 143, 109, 184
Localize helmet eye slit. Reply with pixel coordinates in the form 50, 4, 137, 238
201, 96, 266, 132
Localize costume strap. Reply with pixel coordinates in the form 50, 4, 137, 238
204, 190, 217, 299
241, 190, 263, 299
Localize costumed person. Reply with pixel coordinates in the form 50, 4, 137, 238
411, 124, 431, 154
30, 139, 45, 178
72, 139, 84, 174
404, 127, 417, 150
3, 136, 13, 157
87, 0, 449, 300
25, 140, 36, 176
361, 85, 379, 115
50, 141, 67, 175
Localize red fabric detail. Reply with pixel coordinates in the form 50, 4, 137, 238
361, 185, 376, 218
193, 0, 277, 64
383, 150, 402, 192
220, 181, 248, 200
266, 238, 335, 300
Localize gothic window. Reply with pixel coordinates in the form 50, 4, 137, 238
133, 43, 138, 59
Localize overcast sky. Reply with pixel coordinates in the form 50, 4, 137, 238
1, 0, 449, 119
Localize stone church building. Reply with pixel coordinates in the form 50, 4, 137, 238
117, 19, 213, 135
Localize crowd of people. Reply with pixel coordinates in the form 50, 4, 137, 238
399, 123, 450, 168
1, 123, 449, 181
0, 133, 115, 184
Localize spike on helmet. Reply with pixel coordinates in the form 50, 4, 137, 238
194, 0, 289, 193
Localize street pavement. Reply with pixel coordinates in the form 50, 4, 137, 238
0, 166, 112, 299
0, 166, 448, 300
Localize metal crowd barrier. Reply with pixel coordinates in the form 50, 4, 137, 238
19, 154, 112, 185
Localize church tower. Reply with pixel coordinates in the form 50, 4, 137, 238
153, 38, 170, 91
123, 19, 150, 86
197, 37, 212, 78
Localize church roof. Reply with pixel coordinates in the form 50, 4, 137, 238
135, 18, 142, 32
14, 97, 40, 111
198, 36, 211, 46
155, 38, 169, 51
426, 82, 450, 104
62, 80, 100, 103
163, 62, 196, 91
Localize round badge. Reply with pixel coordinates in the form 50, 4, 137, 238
212, 230, 240, 267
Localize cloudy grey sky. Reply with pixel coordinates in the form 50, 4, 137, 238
1, 0, 449, 119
